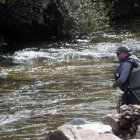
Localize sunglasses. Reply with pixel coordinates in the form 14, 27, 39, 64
117, 52, 121, 57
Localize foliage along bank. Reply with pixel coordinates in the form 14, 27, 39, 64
0, 0, 109, 40
0, 0, 140, 51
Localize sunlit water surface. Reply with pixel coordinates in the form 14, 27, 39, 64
0, 32, 140, 140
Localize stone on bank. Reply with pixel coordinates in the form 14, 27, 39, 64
46, 118, 121, 140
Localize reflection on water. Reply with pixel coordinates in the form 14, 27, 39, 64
0, 33, 140, 139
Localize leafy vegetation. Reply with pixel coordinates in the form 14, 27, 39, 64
0, 0, 110, 40
0, 0, 140, 50
63, 0, 110, 34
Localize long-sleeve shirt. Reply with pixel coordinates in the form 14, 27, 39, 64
113, 62, 132, 89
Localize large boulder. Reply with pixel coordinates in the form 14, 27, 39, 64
46, 118, 121, 140
47, 104, 140, 140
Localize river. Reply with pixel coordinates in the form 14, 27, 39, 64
0, 31, 140, 140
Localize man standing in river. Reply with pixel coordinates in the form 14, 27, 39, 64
112, 46, 140, 106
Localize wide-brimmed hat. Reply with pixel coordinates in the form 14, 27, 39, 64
116, 46, 131, 54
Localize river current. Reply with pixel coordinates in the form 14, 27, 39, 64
0, 31, 140, 140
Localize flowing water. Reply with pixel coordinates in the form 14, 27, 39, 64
0, 31, 140, 140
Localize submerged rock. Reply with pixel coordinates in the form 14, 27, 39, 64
69, 118, 90, 125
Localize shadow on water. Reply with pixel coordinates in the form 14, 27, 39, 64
0, 28, 140, 139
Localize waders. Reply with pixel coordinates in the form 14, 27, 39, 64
117, 88, 140, 113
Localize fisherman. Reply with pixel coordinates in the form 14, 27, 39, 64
113, 46, 140, 106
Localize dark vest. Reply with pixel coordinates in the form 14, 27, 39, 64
114, 55, 140, 90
